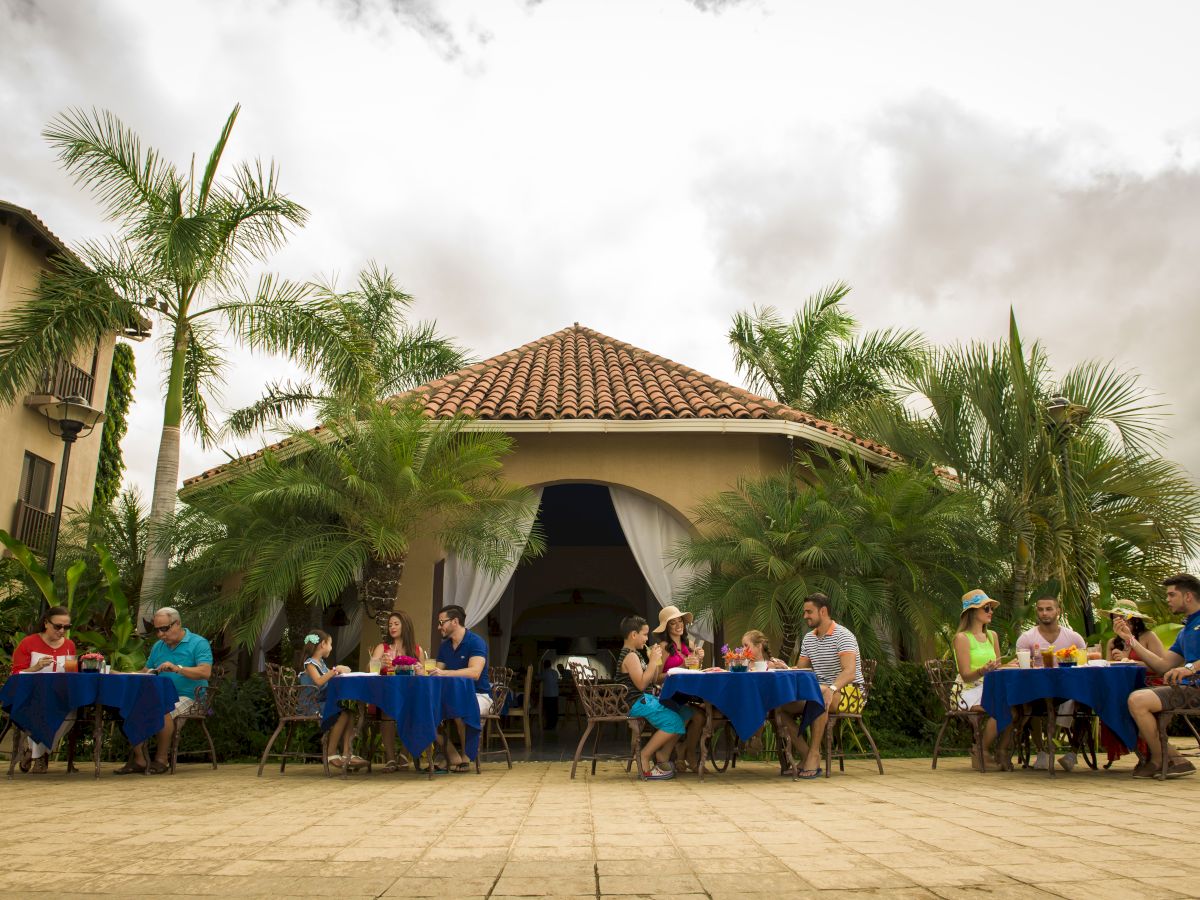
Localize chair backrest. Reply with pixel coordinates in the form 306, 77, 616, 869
189, 663, 229, 711
486, 668, 513, 716
924, 658, 966, 713
569, 661, 630, 718
856, 658, 877, 709
264, 663, 317, 719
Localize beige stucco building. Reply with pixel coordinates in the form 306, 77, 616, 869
0, 201, 122, 549
183, 325, 899, 671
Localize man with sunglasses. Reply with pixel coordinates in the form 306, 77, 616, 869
115, 607, 212, 775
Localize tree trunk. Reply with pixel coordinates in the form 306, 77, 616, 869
137, 326, 187, 630
138, 422, 180, 629
779, 609, 800, 664
362, 555, 406, 626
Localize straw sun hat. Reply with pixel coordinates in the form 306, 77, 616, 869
652, 605, 693, 633
1098, 598, 1154, 623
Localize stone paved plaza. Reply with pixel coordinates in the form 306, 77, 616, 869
1, 755, 1197, 899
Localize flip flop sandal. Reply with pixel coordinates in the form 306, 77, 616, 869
328, 755, 346, 768
147, 761, 170, 775
796, 768, 822, 780
113, 761, 147, 776
449, 762, 471, 773
347, 756, 368, 770
381, 759, 401, 773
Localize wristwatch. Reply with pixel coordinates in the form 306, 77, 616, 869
1186, 662, 1196, 672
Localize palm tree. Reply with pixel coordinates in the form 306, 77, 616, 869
169, 401, 544, 648
0, 105, 351, 625
857, 312, 1200, 625
675, 452, 995, 662
224, 262, 471, 436
728, 281, 925, 423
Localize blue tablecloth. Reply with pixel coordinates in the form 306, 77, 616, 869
0, 672, 180, 748
322, 675, 482, 760
661, 670, 825, 740
982, 665, 1146, 749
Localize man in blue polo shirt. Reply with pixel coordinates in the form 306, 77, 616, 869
431, 604, 490, 772
1117, 574, 1200, 779
115, 607, 213, 775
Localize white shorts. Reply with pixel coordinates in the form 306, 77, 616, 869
958, 684, 984, 710
476, 693, 493, 716
169, 697, 197, 719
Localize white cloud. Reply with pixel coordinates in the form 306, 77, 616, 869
2, 0, 1199, 494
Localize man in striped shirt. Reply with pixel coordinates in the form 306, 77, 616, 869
791, 593, 864, 778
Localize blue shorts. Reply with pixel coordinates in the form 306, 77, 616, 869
629, 695, 693, 735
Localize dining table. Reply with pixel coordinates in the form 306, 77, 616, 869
981, 663, 1147, 775
0, 671, 180, 778
661, 668, 825, 779
321, 673, 482, 778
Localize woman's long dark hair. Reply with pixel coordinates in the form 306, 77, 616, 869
661, 619, 691, 657
1111, 616, 1147, 652
383, 611, 418, 658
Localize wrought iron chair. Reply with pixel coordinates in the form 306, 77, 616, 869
478, 667, 515, 771
257, 664, 329, 776
925, 658, 993, 772
1155, 689, 1200, 779
568, 662, 646, 779
822, 658, 884, 777
168, 664, 227, 774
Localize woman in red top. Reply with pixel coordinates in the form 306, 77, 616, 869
368, 611, 424, 772
11, 605, 77, 773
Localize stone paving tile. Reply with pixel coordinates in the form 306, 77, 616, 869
2, 756, 1197, 898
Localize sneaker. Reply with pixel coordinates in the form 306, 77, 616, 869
643, 764, 675, 780
1032, 751, 1049, 770
1058, 752, 1077, 772
1166, 759, 1197, 779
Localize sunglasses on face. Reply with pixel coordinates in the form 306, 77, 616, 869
437, 619, 451, 627
50, 622, 71, 630
154, 624, 175, 633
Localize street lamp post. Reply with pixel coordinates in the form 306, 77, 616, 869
37, 395, 105, 583
1046, 395, 1095, 636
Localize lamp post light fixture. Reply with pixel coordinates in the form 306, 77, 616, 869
36, 394, 105, 582
1045, 394, 1095, 635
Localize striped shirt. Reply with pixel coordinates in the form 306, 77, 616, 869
799, 623, 863, 686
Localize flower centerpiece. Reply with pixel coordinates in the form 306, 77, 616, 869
392, 655, 420, 676
79, 652, 105, 673
1055, 646, 1078, 668
721, 644, 753, 672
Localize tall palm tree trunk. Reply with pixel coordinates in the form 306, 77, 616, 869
138, 328, 187, 628
362, 556, 407, 625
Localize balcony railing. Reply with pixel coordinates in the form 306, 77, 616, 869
12, 500, 54, 553
35, 358, 95, 404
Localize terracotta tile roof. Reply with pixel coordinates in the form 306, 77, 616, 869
182, 324, 902, 489
0, 199, 80, 265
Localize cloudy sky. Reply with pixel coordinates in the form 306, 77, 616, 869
3, 0, 1199, 493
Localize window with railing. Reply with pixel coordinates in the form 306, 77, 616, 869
13, 451, 55, 551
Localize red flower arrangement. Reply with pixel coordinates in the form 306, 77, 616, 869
392, 656, 419, 667
80, 653, 106, 661
721, 645, 754, 669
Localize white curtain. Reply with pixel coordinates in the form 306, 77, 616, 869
444, 487, 544, 629
252, 599, 286, 672
609, 486, 711, 641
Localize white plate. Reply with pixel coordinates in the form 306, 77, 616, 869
666, 667, 693, 675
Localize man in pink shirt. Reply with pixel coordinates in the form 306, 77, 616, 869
1014, 596, 1088, 770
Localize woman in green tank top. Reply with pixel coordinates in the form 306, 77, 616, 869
953, 590, 1004, 769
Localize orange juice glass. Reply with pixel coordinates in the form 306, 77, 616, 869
62, 656, 78, 673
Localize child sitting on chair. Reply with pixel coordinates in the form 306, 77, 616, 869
616, 615, 691, 781
298, 630, 363, 770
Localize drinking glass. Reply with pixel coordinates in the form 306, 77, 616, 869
1040, 647, 1055, 669
369, 657, 382, 675
423, 658, 437, 675
1016, 649, 1031, 669
685, 653, 700, 671
62, 655, 78, 673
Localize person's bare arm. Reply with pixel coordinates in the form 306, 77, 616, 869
1113, 619, 1180, 675
832, 651, 857, 693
